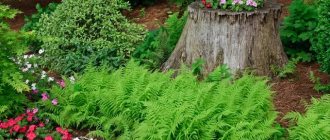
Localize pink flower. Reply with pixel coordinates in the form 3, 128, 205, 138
39, 122, 45, 127
27, 116, 33, 122
12, 124, 20, 132
57, 80, 65, 88
41, 93, 49, 101
0, 122, 8, 129
27, 125, 37, 132
246, 0, 257, 7
7, 119, 16, 127
52, 99, 58, 105
14, 114, 25, 122
220, 0, 226, 4
19, 126, 27, 133
32, 108, 38, 114
232, 0, 243, 4
45, 136, 53, 140
26, 132, 36, 140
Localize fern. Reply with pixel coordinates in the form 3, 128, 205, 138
286, 95, 330, 140
133, 12, 188, 69
42, 61, 282, 139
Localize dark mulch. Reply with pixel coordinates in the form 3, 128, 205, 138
272, 63, 329, 127
123, 0, 179, 30
3, 0, 62, 30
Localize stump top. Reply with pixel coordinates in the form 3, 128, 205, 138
189, 0, 282, 16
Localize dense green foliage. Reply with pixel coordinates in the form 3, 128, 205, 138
280, 0, 317, 60
0, 4, 29, 119
37, 0, 146, 75
134, 12, 187, 69
286, 95, 330, 140
40, 61, 282, 139
22, 3, 58, 31
311, 0, 330, 73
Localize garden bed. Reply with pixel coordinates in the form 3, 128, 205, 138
2, 0, 330, 139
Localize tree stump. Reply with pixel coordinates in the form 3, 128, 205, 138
162, 0, 288, 76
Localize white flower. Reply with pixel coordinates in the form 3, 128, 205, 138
29, 54, 34, 58
31, 83, 37, 90
25, 80, 29, 84
23, 55, 28, 59
26, 64, 32, 69
48, 77, 54, 82
41, 71, 47, 79
38, 49, 45, 54
73, 138, 80, 140
34, 64, 38, 68
22, 68, 29, 72
69, 76, 75, 83
31, 86, 37, 90
41, 74, 46, 79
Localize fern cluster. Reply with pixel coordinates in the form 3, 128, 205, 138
0, 4, 29, 119
286, 95, 330, 140
134, 12, 187, 69
41, 61, 282, 139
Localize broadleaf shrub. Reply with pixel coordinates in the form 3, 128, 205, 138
286, 95, 330, 139
311, 0, 330, 73
40, 61, 282, 139
37, 0, 146, 75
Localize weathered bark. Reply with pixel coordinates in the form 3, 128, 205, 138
162, 0, 288, 76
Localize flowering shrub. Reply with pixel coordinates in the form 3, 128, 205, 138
200, 0, 264, 11
0, 108, 72, 140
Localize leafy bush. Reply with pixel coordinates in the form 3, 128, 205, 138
286, 95, 330, 140
0, 4, 29, 119
22, 3, 58, 32
37, 0, 146, 75
133, 12, 187, 69
311, 0, 330, 73
40, 61, 282, 139
280, 0, 317, 59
